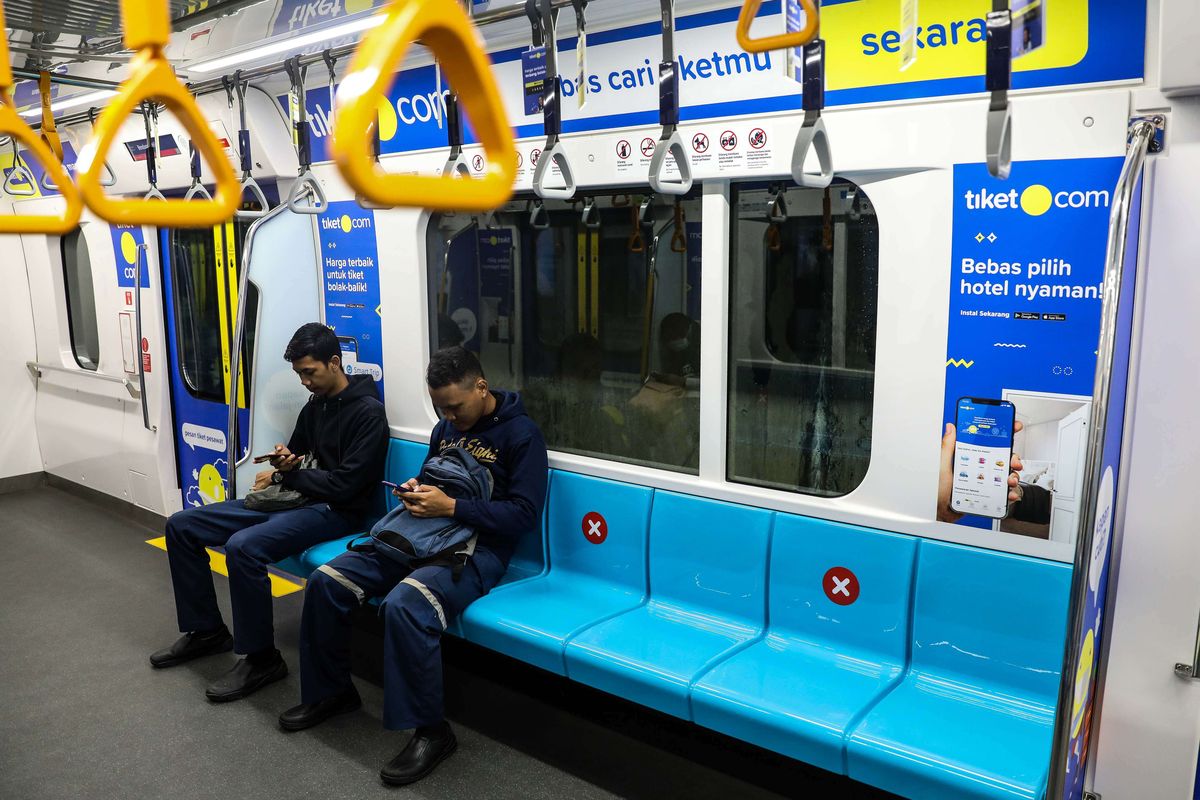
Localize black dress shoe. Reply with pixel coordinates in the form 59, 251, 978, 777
380, 723, 458, 786
205, 653, 288, 703
149, 627, 233, 669
278, 685, 362, 731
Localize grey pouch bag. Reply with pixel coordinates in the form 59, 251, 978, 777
244, 455, 318, 512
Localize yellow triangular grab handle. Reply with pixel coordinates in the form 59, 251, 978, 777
332, 0, 517, 212
736, 0, 818, 53
0, 2, 81, 234
75, 0, 239, 228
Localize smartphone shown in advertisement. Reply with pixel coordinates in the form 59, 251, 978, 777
337, 335, 359, 375
951, 397, 1017, 519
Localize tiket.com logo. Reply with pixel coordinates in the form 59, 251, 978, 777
284, 0, 376, 32
963, 184, 1112, 216
321, 214, 372, 232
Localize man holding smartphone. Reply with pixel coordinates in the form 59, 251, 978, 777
279, 346, 548, 787
150, 323, 390, 704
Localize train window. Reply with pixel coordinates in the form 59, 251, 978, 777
61, 229, 100, 371
169, 222, 258, 404
728, 182, 879, 496
426, 192, 703, 473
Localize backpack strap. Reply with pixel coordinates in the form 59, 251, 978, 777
346, 534, 375, 553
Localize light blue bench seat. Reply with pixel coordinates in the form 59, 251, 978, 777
461, 470, 653, 674
690, 516, 918, 773
563, 492, 772, 720
846, 541, 1071, 800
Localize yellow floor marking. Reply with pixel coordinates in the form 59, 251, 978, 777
146, 537, 304, 598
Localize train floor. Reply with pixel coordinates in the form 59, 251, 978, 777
0, 483, 900, 800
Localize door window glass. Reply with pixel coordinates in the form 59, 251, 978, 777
61, 228, 100, 371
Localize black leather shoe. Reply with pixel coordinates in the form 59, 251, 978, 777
380, 724, 458, 786
149, 627, 233, 669
278, 685, 362, 731
204, 654, 288, 703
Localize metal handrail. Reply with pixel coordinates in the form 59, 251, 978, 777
26, 360, 139, 397
133, 242, 155, 431
1045, 119, 1155, 799
226, 202, 292, 497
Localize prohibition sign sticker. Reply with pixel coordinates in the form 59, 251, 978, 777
582, 512, 608, 544
691, 132, 709, 153
531, 148, 542, 165
720, 130, 737, 151
616, 139, 632, 159
823, 567, 859, 605
640, 137, 657, 157
748, 128, 768, 149
471, 154, 485, 172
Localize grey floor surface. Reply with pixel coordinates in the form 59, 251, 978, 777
0, 486, 896, 800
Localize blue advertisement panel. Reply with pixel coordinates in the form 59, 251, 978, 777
1061, 176, 1142, 800
318, 202, 385, 397
939, 157, 1122, 533
282, 0, 1145, 161
478, 228, 514, 345
109, 224, 149, 288
442, 229, 481, 352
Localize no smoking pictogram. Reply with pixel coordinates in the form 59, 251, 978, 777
720, 131, 737, 151
616, 139, 632, 160
582, 512, 608, 544
823, 567, 860, 606
691, 133, 709, 153
472, 154, 485, 172
748, 128, 768, 150
640, 137, 657, 157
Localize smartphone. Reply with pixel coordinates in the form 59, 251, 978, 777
381, 480, 401, 490
253, 451, 286, 463
950, 397, 1017, 519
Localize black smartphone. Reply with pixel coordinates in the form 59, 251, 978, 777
950, 397, 1017, 520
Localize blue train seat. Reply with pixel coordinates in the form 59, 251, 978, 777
563, 492, 772, 720
846, 541, 1071, 800
461, 471, 653, 674
690, 517, 917, 773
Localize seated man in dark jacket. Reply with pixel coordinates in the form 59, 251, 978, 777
281, 346, 548, 787
150, 323, 390, 703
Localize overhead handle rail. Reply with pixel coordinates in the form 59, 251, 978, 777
37, 71, 69, 193
648, 0, 692, 195
76, 0, 239, 227
443, 89, 472, 178
322, 50, 337, 128
284, 57, 328, 215
140, 102, 166, 201
231, 74, 269, 218
581, 196, 600, 228
528, 0, 577, 200
332, 0, 517, 212
985, 1, 1013, 179
736, 0, 818, 52
529, 198, 549, 230
791, 15, 833, 188
184, 141, 212, 200
355, 116, 389, 211
0, 1, 81, 232
86, 108, 117, 187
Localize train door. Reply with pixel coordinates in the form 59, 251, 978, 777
160, 219, 259, 508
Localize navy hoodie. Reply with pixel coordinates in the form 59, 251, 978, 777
281, 374, 390, 519
425, 390, 548, 565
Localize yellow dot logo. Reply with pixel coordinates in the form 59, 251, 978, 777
1071, 628, 1095, 737
120, 231, 138, 264
1020, 184, 1053, 216
340, 215, 352, 233
376, 97, 399, 142
967, 425, 978, 434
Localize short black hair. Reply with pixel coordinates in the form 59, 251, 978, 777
284, 322, 341, 364
427, 346, 484, 389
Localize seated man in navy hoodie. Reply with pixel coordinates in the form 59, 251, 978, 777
280, 346, 548, 786
150, 323, 390, 703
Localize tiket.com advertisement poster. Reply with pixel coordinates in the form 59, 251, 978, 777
319, 202, 385, 397
936, 158, 1121, 543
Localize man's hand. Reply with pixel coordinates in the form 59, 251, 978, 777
253, 469, 274, 491
389, 477, 420, 500
400, 485, 456, 519
268, 444, 302, 473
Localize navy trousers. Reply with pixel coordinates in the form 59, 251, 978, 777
299, 546, 506, 730
164, 500, 361, 655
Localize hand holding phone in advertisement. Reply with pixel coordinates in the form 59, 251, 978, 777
938, 416, 1025, 523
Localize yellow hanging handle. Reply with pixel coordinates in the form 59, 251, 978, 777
736, 0, 818, 53
0, 4, 81, 234
38, 72, 64, 162
76, 0, 239, 228
332, 0, 517, 212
